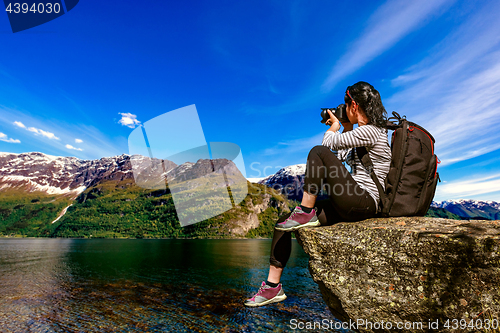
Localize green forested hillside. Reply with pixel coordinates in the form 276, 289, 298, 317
425, 206, 462, 220
0, 180, 291, 238
0, 190, 72, 237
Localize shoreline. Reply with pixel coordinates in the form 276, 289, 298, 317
0, 235, 282, 240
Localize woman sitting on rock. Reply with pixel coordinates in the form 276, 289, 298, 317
245, 81, 392, 307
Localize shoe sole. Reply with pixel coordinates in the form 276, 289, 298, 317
274, 220, 320, 232
244, 294, 287, 307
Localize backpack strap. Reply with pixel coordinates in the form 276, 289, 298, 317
356, 146, 386, 213
386, 120, 399, 131
386, 111, 403, 130
388, 111, 404, 123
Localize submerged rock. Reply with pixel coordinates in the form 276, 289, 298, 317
295, 217, 500, 333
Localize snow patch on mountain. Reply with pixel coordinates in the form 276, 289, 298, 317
258, 164, 306, 200
0, 151, 133, 198
0, 175, 86, 197
431, 199, 500, 220
432, 199, 500, 210
259, 164, 306, 184
52, 204, 73, 223
246, 177, 266, 183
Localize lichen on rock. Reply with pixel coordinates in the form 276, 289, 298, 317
295, 217, 500, 333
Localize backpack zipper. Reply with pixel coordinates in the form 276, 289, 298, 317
435, 156, 441, 178
386, 120, 409, 215
409, 126, 434, 155
409, 125, 439, 178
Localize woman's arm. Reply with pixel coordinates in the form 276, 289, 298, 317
322, 125, 381, 151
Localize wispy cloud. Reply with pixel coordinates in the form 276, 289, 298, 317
14, 120, 60, 140
321, 0, 454, 91
385, 1, 500, 166
27, 126, 60, 140
0, 106, 122, 159
13, 121, 25, 128
0, 132, 20, 143
435, 172, 500, 200
261, 132, 324, 157
75, 138, 83, 143
118, 113, 141, 128
70, 123, 125, 158
247, 131, 325, 177
65, 144, 83, 151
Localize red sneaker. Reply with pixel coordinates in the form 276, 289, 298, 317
274, 206, 319, 231
244, 281, 287, 307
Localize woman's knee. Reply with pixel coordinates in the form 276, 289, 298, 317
308, 145, 339, 162
308, 145, 330, 156
306, 146, 340, 178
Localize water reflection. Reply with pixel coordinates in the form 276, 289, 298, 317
0, 239, 73, 332
0, 239, 347, 332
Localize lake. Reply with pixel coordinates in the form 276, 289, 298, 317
0, 239, 349, 332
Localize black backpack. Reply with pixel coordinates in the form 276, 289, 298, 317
356, 112, 440, 217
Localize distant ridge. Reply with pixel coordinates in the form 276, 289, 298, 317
431, 200, 500, 220
0, 151, 240, 199
258, 164, 306, 201
0, 151, 134, 199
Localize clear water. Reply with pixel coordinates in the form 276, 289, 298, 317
0, 239, 350, 332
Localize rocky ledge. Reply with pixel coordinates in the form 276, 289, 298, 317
295, 217, 500, 333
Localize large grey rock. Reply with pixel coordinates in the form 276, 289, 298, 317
295, 217, 500, 333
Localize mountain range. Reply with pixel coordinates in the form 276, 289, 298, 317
431, 200, 500, 220
0, 152, 132, 199
258, 164, 306, 201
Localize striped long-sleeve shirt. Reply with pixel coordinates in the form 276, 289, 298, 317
321, 125, 391, 209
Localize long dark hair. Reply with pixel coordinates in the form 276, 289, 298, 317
344, 81, 387, 128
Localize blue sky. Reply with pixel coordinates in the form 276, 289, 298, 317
1, 0, 500, 202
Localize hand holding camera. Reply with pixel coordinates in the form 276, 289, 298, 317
320, 104, 351, 132
321, 104, 349, 124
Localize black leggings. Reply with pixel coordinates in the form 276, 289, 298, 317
269, 145, 377, 268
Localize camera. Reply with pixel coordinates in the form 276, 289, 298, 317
321, 104, 349, 124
